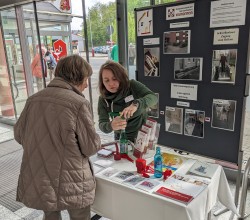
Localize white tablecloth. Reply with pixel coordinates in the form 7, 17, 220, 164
91, 151, 238, 220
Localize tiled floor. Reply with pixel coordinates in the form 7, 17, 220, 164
0, 125, 14, 144
0, 206, 110, 220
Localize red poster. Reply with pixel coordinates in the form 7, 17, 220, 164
52, 39, 67, 62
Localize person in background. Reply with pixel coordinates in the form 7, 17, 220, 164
192, 113, 204, 138
31, 46, 47, 91
45, 47, 57, 81
128, 43, 136, 65
14, 54, 101, 220
98, 60, 157, 142
111, 44, 118, 62
108, 46, 112, 60
220, 53, 227, 73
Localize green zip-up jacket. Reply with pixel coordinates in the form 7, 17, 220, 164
98, 79, 157, 142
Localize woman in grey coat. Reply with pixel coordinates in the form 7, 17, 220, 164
14, 55, 101, 220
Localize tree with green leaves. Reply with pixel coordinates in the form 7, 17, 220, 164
84, 0, 176, 47
85, 2, 117, 47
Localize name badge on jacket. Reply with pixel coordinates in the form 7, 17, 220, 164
125, 95, 134, 103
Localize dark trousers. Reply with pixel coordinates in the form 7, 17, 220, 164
221, 63, 226, 72
43, 205, 91, 220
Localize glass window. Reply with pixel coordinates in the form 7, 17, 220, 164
0, 26, 16, 120
21, 5, 48, 93
35, 2, 72, 87
86, 1, 117, 126
0, 8, 29, 119
127, 0, 150, 79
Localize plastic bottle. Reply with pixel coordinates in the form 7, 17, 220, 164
154, 146, 162, 178
119, 129, 128, 154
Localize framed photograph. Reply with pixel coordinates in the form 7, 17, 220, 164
137, 9, 153, 36
144, 47, 160, 77
163, 30, 191, 54
165, 106, 183, 134
211, 99, 236, 131
174, 58, 203, 81
148, 93, 159, 118
184, 109, 205, 138
211, 49, 237, 84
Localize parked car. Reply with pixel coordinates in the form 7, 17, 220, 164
93, 46, 110, 54
101, 46, 110, 54
94, 47, 102, 53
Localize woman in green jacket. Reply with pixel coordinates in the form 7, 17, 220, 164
98, 61, 157, 142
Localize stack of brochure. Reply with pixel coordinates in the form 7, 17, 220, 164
154, 174, 210, 204
187, 161, 218, 179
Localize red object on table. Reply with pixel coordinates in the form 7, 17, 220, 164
163, 169, 172, 181
114, 152, 121, 160
141, 172, 150, 178
121, 153, 134, 163
101, 141, 134, 162
145, 165, 154, 174
136, 158, 146, 173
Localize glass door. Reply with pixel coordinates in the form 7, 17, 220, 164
0, 26, 16, 121
0, 8, 23, 122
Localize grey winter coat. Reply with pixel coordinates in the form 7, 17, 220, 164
14, 77, 101, 211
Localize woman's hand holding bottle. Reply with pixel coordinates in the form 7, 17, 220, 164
111, 116, 127, 131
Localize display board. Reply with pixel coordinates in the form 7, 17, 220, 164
135, 0, 250, 164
